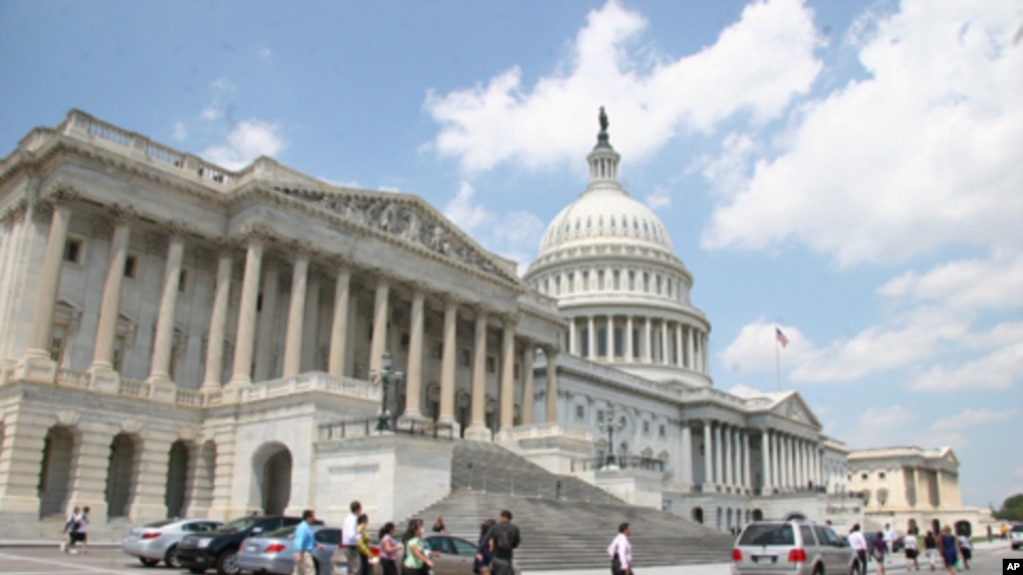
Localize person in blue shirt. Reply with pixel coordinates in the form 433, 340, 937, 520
293, 509, 323, 575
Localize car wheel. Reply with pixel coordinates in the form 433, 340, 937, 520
139, 558, 160, 567
164, 545, 181, 569
217, 550, 240, 575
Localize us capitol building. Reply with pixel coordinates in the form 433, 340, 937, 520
0, 110, 984, 537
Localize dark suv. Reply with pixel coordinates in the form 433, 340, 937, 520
177, 515, 303, 575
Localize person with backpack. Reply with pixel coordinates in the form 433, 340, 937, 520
480, 510, 519, 575
474, 519, 496, 575
607, 522, 632, 575
923, 530, 938, 571
61, 506, 81, 553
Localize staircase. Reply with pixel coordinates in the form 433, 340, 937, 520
407, 441, 734, 570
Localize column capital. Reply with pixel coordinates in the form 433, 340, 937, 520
289, 240, 315, 259
237, 222, 275, 244
499, 312, 520, 328
43, 181, 81, 206
165, 220, 193, 240
1, 197, 28, 228
109, 202, 139, 224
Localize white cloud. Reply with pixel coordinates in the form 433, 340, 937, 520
910, 343, 1023, 391
425, 0, 820, 173
878, 253, 1023, 313
172, 122, 188, 142
200, 78, 235, 121
202, 120, 286, 170
846, 405, 917, 448
727, 383, 769, 398
259, 48, 273, 61
378, 185, 401, 193
443, 182, 492, 233
644, 187, 672, 209
442, 182, 544, 275
931, 408, 1018, 431
719, 320, 817, 375
702, 0, 1023, 266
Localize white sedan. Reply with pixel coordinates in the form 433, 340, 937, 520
123, 518, 223, 568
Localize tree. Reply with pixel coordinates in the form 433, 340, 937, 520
994, 493, 1023, 522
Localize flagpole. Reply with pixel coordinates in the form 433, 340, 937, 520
775, 337, 781, 392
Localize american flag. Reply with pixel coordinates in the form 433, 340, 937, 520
775, 327, 789, 348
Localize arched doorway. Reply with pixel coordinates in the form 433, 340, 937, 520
38, 426, 75, 517
931, 518, 941, 535
727, 508, 734, 531
692, 506, 704, 524
164, 440, 190, 518
253, 443, 292, 515
716, 507, 723, 530
955, 520, 971, 537
106, 433, 140, 518
752, 508, 764, 521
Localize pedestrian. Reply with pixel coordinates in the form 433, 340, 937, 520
871, 531, 887, 575
77, 506, 90, 555
342, 501, 363, 575
402, 519, 434, 575
923, 530, 938, 571
378, 522, 402, 575
957, 532, 972, 570
903, 531, 919, 571
1001, 523, 1008, 540
293, 509, 324, 575
432, 516, 446, 534
357, 513, 372, 575
480, 510, 519, 575
849, 524, 868, 575
986, 525, 992, 543
883, 523, 897, 562
607, 522, 632, 575
474, 519, 495, 575
61, 506, 80, 553
937, 526, 960, 575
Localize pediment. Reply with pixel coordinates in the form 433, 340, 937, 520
771, 392, 822, 429
272, 185, 520, 285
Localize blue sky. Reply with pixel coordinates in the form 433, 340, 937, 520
2, 0, 1020, 508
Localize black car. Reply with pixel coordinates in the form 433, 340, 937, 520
177, 515, 303, 575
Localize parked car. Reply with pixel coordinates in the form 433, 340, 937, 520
123, 518, 223, 568
359, 535, 519, 575
1011, 524, 1023, 550
236, 524, 340, 575
731, 520, 861, 575
177, 515, 303, 575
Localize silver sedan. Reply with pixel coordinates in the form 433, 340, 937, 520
123, 518, 223, 568
236, 525, 341, 575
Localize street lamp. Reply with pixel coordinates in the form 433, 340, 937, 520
369, 351, 404, 431
598, 404, 626, 469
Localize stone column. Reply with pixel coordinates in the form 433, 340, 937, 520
128, 433, 175, 523
499, 317, 516, 430
568, 317, 576, 356
687, 327, 695, 369
282, 250, 309, 377
660, 321, 669, 365
201, 248, 233, 390
934, 470, 943, 508
521, 345, 535, 425
587, 316, 595, 359
227, 232, 265, 388
327, 264, 351, 376
675, 324, 683, 367
605, 318, 613, 361
147, 227, 187, 390
253, 258, 280, 382
644, 318, 653, 363
0, 410, 49, 516
301, 271, 322, 371
544, 348, 559, 423
681, 423, 693, 489
703, 421, 714, 488
714, 423, 725, 491
24, 192, 76, 364
403, 290, 426, 419
625, 316, 633, 362
66, 421, 119, 520
438, 299, 458, 425
368, 277, 390, 375
720, 425, 730, 488
465, 309, 488, 439
90, 211, 134, 374
761, 430, 771, 493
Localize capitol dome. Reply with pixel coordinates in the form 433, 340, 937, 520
525, 111, 712, 388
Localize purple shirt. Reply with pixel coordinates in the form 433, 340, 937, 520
380, 534, 399, 561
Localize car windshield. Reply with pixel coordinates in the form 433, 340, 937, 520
739, 524, 795, 546
218, 517, 259, 533
1013, 525, 1023, 532
267, 526, 297, 538
143, 520, 176, 528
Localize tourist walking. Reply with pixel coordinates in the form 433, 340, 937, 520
342, 501, 363, 575
957, 532, 972, 570
607, 522, 632, 575
923, 530, 938, 571
871, 531, 887, 575
432, 516, 447, 534
849, 524, 868, 574
883, 523, 897, 563
480, 510, 520, 575
357, 514, 372, 575
474, 519, 496, 575
937, 526, 960, 575
903, 532, 920, 571
292, 509, 324, 575
76, 506, 90, 555
61, 506, 80, 553
378, 522, 402, 575
402, 519, 434, 575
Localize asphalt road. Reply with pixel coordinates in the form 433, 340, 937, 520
1, 544, 1020, 575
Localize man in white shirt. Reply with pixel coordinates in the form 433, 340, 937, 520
607, 522, 632, 575
883, 523, 898, 564
342, 500, 362, 575
849, 524, 868, 574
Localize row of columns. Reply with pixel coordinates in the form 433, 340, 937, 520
761, 429, 823, 492
567, 315, 706, 371
23, 203, 561, 432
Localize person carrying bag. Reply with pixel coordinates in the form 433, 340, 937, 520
607, 523, 632, 575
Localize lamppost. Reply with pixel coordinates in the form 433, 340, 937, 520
598, 404, 625, 469
369, 351, 404, 431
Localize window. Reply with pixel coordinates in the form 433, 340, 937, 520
642, 420, 650, 434
430, 340, 442, 359
597, 410, 605, 423
459, 348, 471, 367
878, 472, 886, 479
49, 324, 68, 364
400, 332, 410, 350
123, 255, 138, 278
659, 424, 666, 438
112, 335, 127, 372
575, 405, 585, 419
513, 363, 520, 379
178, 269, 189, 292
486, 355, 496, 373
63, 238, 83, 263
861, 473, 868, 480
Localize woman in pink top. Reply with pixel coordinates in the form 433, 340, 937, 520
378, 522, 402, 575
607, 522, 632, 575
